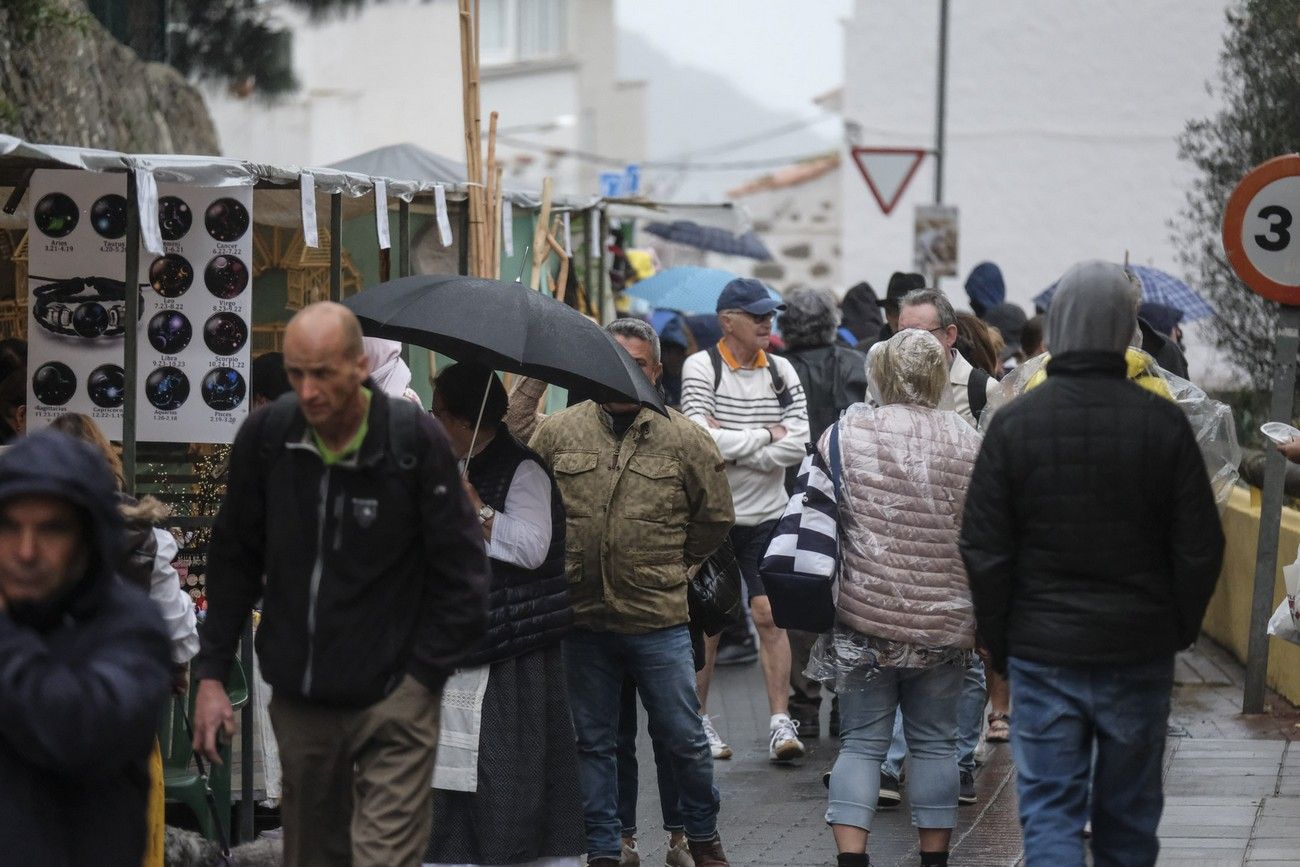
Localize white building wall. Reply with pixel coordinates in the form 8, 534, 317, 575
204, 0, 464, 166
839, 0, 1230, 382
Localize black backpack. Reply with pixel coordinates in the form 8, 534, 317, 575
968, 366, 990, 422
705, 344, 793, 410
257, 391, 423, 473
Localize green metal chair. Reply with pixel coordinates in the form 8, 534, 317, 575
160, 659, 250, 842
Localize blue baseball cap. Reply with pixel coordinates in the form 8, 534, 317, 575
716, 278, 785, 315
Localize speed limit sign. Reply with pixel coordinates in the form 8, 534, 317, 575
1223, 154, 1300, 303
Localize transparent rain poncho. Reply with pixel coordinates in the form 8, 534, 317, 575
804, 330, 979, 691
985, 349, 1241, 508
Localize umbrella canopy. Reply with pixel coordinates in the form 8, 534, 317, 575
626, 267, 781, 316
1034, 264, 1215, 321
343, 274, 666, 415
644, 220, 773, 260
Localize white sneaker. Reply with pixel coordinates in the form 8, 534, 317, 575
701, 713, 732, 760
769, 715, 806, 762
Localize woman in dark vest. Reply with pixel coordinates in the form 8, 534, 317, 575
424, 362, 585, 867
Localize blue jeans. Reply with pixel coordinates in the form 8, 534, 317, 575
883, 656, 986, 777
827, 664, 963, 831
616, 675, 684, 836
1008, 656, 1173, 867
564, 627, 719, 858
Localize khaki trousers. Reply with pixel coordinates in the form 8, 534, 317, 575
268, 675, 441, 867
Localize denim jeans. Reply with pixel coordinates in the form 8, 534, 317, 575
616, 675, 684, 836
564, 627, 719, 858
827, 664, 963, 831
882, 656, 986, 777
1008, 656, 1174, 867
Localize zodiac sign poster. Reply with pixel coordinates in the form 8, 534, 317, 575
27, 170, 253, 444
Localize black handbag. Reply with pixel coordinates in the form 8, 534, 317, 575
688, 539, 743, 636
759, 423, 842, 633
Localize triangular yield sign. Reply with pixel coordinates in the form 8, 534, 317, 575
850, 147, 928, 216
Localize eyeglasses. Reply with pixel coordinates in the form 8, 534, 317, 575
732, 311, 775, 324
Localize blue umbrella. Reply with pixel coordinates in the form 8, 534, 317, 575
644, 220, 774, 261
627, 267, 781, 315
1034, 264, 1215, 321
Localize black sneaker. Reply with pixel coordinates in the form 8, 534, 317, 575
878, 772, 902, 808
715, 640, 758, 666
959, 769, 976, 805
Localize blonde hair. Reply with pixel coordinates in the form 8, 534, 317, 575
868, 329, 948, 408
49, 412, 169, 521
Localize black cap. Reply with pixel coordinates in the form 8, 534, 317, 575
884, 272, 926, 308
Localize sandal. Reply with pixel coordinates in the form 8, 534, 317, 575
986, 712, 1011, 743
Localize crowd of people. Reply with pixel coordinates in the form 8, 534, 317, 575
0, 257, 1230, 867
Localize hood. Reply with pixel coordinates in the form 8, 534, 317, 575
841, 281, 885, 343
964, 262, 1005, 317
1045, 260, 1140, 356
0, 430, 124, 624
363, 337, 412, 398
782, 286, 840, 350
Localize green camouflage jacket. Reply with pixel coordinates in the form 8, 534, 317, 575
529, 401, 735, 633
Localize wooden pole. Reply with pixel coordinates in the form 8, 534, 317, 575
458, 0, 486, 276
529, 177, 554, 290
493, 165, 504, 279
485, 111, 499, 278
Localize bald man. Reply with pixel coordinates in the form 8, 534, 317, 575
192, 303, 490, 867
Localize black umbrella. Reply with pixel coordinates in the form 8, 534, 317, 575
644, 220, 773, 261
343, 274, 666, 415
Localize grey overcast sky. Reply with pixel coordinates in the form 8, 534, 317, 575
615, 0, 852, 116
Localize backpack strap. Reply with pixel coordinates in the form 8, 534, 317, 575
828, 422, 843, 500
385, 394, 423, 471
706, 343, 724, 391
968, 367, 991, 421
768, 359, 793, 409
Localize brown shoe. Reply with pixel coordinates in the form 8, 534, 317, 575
687, 835, 730, 866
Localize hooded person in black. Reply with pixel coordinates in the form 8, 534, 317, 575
960, 260, 1223, 867
0, 429, 171, 867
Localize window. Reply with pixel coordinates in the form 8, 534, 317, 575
479, 0, 568, 65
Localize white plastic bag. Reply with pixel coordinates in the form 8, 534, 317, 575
1267, 549, 1300, 646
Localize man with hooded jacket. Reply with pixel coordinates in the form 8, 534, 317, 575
960, 260, 1224, 867
0, 429, 172, 866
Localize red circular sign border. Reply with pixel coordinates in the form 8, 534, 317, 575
1223, 153, 1300, 305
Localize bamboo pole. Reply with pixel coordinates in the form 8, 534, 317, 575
485, 111, 499, 278
493, 165, 504, 279
458, 0, 487, 276
528, 177, 554, 290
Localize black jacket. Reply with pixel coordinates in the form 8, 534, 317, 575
784, 343, 868, 490
461, 427, 572, 668
960, 352, 1224, 673
195, 388, 491, 707
0, 431, 171, 867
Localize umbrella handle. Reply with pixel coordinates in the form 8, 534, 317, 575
462, 375, 494, 478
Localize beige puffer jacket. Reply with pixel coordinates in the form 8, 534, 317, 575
824, 401, 982, 649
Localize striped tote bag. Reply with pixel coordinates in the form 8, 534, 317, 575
759, 422, 842, 632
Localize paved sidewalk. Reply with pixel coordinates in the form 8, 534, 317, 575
620, 638, 1299, 866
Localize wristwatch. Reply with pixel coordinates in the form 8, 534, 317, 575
478, 504, 495, 525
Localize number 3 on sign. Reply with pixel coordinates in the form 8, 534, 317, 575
1224, 154, 1300, 305
1256, 205, 1292, 252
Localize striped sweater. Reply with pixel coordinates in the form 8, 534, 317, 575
681, 347, 810, 526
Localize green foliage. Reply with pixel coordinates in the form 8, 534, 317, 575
7, 0, 92, 43
166, 0, 410, 98
1174, 0, 1300, 391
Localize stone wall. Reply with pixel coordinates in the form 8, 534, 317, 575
0, 0, 218, 154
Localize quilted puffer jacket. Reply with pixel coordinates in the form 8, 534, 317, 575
824, 401, 982, 649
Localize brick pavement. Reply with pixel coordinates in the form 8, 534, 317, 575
620, 638, 1300, 867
